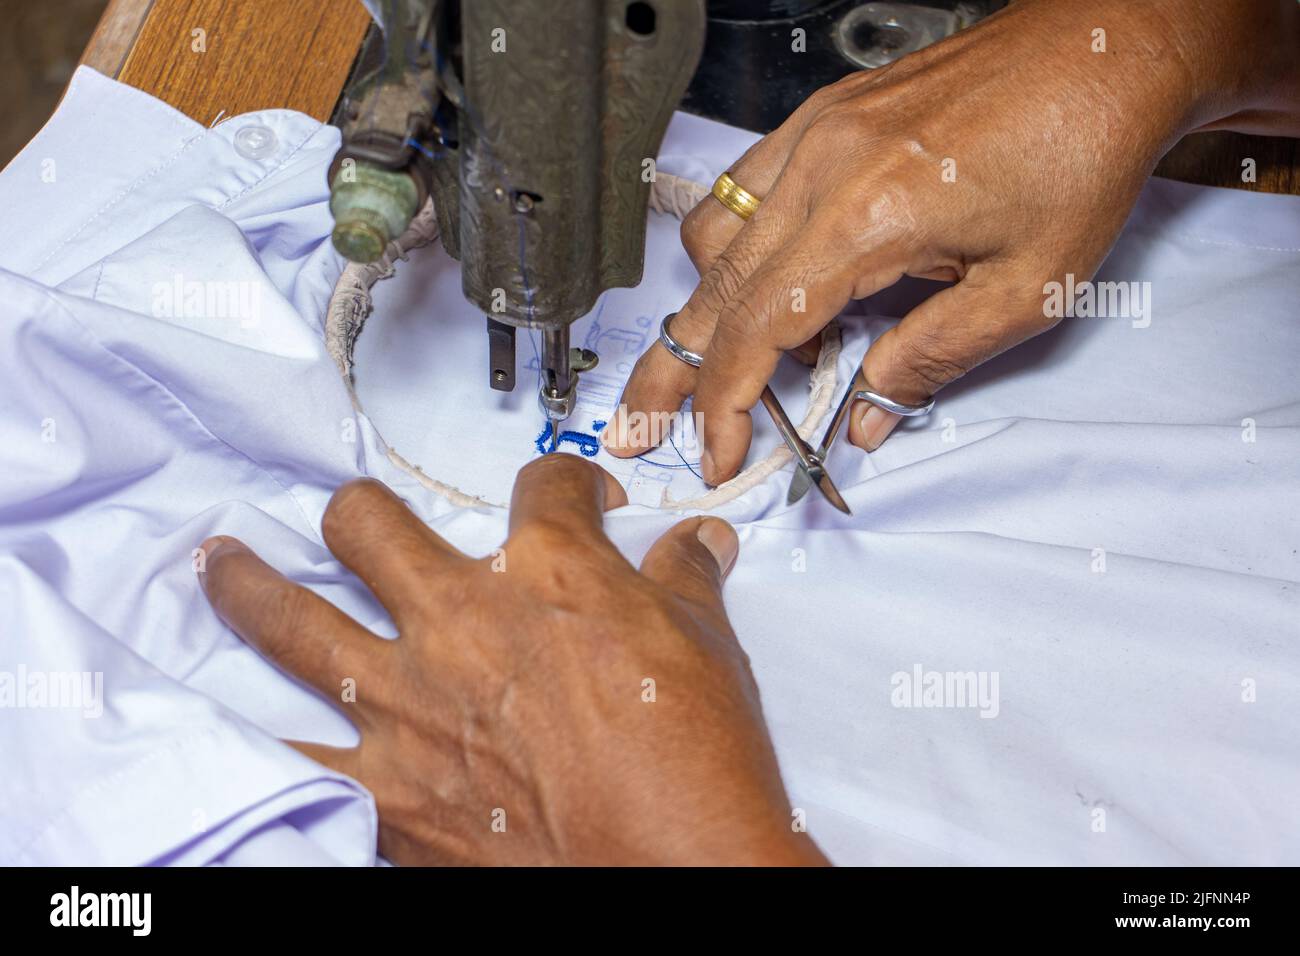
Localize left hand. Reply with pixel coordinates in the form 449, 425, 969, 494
197, 457, 826, 866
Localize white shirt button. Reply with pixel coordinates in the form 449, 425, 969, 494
233, 124, 278, 160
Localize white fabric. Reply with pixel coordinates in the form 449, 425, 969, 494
1, 66, 1298, 866
329, 179, 845, 511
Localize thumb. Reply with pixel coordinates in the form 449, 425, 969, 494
639, 516, 739, 617
849, 277, 1046, 450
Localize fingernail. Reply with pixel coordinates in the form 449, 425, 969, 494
701, 448, 716, 485
198, 536, 244, 573
860, 406, 900, 451
697, 519, 739, 577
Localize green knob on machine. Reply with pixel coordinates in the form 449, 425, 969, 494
329, 161, 420, 263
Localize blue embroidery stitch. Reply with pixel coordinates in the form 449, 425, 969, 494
534, 423, 601, 457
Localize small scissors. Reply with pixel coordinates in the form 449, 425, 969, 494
786, 367, 935, 505
659, 314, 852, 513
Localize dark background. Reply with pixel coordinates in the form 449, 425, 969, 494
0, 0, 110, 168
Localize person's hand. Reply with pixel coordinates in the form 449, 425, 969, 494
603, 0, 1300, 483
197, 458, 826, 866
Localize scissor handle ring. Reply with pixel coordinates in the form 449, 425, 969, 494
853, 388, 935, 417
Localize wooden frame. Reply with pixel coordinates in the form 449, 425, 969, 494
79, 0, 371, 124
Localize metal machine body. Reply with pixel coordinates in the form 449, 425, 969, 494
682, 1, 1007, 133
330, 0, 706, 432
326, 1, 1004, 431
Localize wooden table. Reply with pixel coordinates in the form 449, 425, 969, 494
79, 0, 1299, 195
79, 0, 371, 125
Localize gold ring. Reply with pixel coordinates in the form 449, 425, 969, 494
711, 171, 761, 221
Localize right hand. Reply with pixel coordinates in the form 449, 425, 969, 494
603, 0, 1300, 484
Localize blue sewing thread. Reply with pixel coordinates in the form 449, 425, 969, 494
665, 434, 704, 479
593, 415, 704, 475
534, 423, 600, 458
633, 455, 695, 471
404, 137, 439, 160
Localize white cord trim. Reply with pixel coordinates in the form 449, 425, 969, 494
324, 171, 842, 511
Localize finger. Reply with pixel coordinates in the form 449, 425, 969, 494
694, 218, 903, 484
789, 334, 822, 366
285, 740, 364, 780
681, 83, 838, 271
681, 133, 787, 272
508, 454, 628, 541
848, 274, 1050, 450
604, 93, 842, 460
605, 309, 822, 462
604, 181, 813, 460
639, 517, 739, 619
600, 336, 698, 458
198, 536, 387, 712
322, 478, 466, 627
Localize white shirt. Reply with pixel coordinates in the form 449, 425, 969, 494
1, 66, 1297, 865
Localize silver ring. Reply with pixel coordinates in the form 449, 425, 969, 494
663, 311, 933, 417
658, 313, 703, 368
853, 386, 935, 417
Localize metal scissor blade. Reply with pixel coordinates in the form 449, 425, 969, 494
786, 367, 869, 504
806, 463, 851, 514
759, 386, 851, 514
759, 385, 814, 467
787, 467, 812, 505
